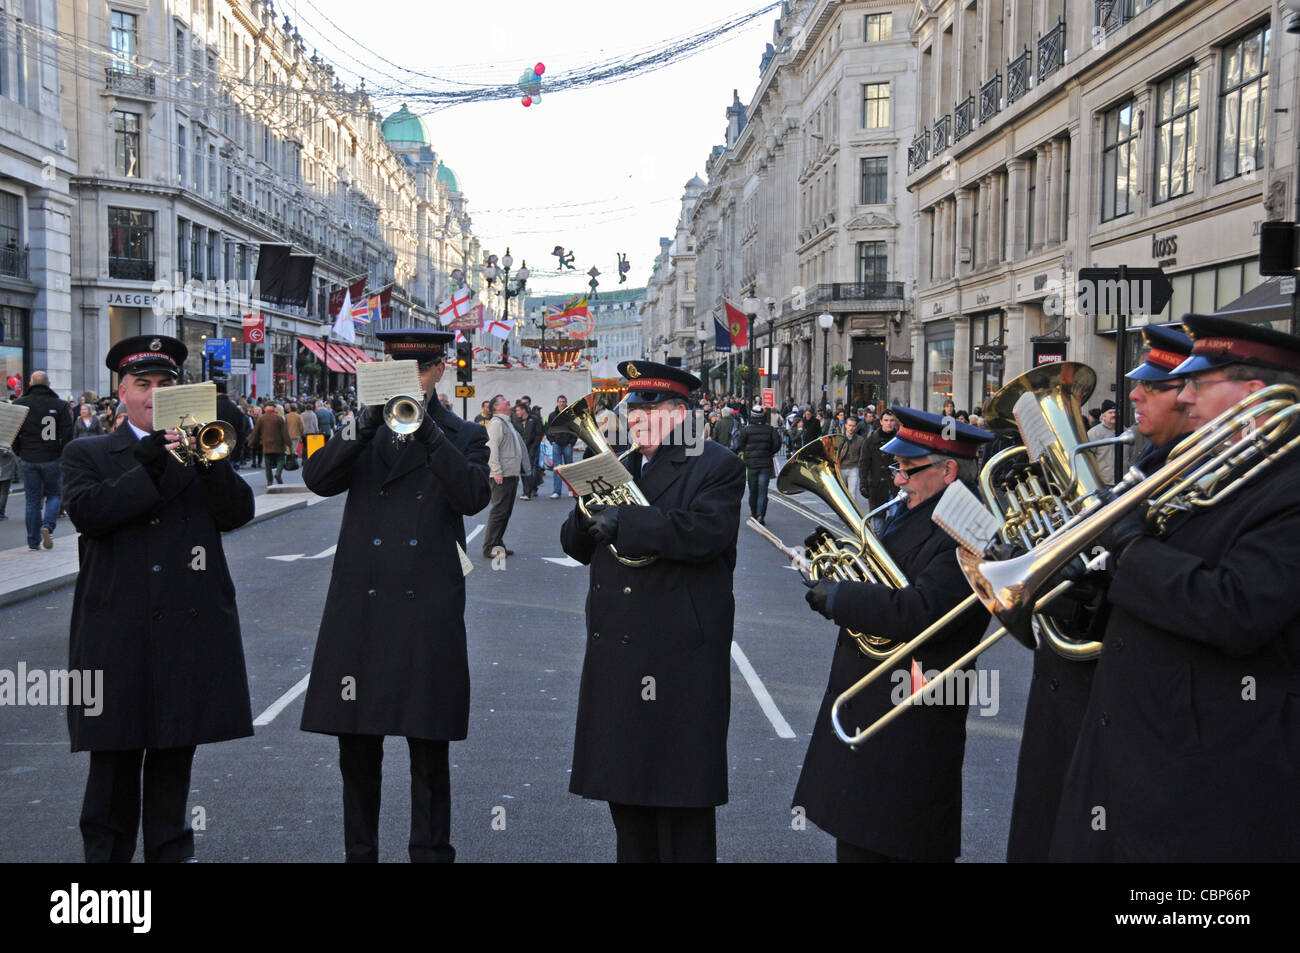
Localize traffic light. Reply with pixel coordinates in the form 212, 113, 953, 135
455, 340, 472, 383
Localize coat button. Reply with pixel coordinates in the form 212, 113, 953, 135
409, 539, 418, 547
592, 631, 600, 639
416, 492, 425, 501
1113, 638, 1125, 651
621, 635, 631, 645
1049, 678, 1059, 691
368, 589, 377, 598
593, 583, 601, 591
406, 590, 415, 599
1100, 713, 1110, 727
380, 489, 388, 497
623, 587, 632, 594
149, 517, 159, 526
373, 538, 382, 546
189, 608, 197, 617
151, 564, 161, 572
152, 609, 162, 621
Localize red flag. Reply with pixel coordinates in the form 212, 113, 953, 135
377, 285, 392, 320
329, 276, 367, 318
724, 300, 748, 347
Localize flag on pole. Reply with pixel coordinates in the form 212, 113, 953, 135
547, 295, 588, 327
332, 288, 357, 344
486, 317, 514, 339
437, 295, 457, 326
451, 287, 472, 318
724, 300, 748, 347
329, 276, 366, 317
351, 293, 371, 324
713, 315, 732, 353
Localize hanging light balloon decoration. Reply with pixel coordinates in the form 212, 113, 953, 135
518, 62, 545, 106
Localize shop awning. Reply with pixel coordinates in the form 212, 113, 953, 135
1214, 279, 1293, 326
343, 344, 375, 366
297, 336, 350, 374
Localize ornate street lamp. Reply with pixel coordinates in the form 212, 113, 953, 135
818, 310, 835, 412
742, 295, 761, 406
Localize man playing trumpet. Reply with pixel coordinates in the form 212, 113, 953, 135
796, 407, 994, 862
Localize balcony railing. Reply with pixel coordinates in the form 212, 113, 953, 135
908, 129, 930, 173
1096, 0, 1136, 36
108, 256, 154, 281
814, 282, 906, 303
979, 73, 1001, 124
0, 244, 28, 279
1006, 48, 1030, 105
933, 115, 951, 155
105, 67, 156, 95
953, 96, 974, 142
1038, 19, 1066, 83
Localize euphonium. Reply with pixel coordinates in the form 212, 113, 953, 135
776, 434, 909, 659
545, 392, 655, 568
977, 361, 1133, 661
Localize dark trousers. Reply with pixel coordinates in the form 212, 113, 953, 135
337, 734, 453, 863
80, 746, 197, 862
835, 839, 947, 863
746, 468, 772, 518
263, 451, 285, 484
607, 802, 717, 863
483, 476, 518, 555
551, 443, 575, 494
20, 459, 60, 549
0, 477, 10, 516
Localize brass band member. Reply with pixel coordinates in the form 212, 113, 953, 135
1007, 324, 1193, 862
1051, 315, 1300, 861
63, 335, 255, 862
301, 329, 490, 862
560, 362, 745, 862
797, 407, 994, 862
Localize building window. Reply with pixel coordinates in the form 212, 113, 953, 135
191, 224, 202, 280
1217, 25, 1268, 183
177, 123, 186, 184
862, 83, 890, 128
857, 241, 888, 284
865, 13, 892, 41
1101, 99, 1138, 221
113, 111, 141, 178
177, 218, 189, 278
193, 130, 202, 192
108, 208, 154, 280
1026, 153, 1037, 247
175, 27, 186, 75
859, 156, 888, 204
110, 11, 138, 72
209, 145, 217, 200
1154, 66, 1199, 203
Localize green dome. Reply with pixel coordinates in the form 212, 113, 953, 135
381, 104, 430, 148
436, 164, 461, 192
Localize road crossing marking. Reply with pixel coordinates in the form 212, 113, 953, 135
466, 524, 484, 545
253, 673, 311, 727
731, 641, 796, 739
542, 556, 584, 567
266, 545, 337, 562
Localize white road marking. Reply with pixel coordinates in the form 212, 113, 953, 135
731, 641, 796, 739
542, 556, 584, 567
466, 524, 484, 545
266, 545, 336, 562
253, 673, 312, 726
306, 495, 332, 506
769, 493, 843, 530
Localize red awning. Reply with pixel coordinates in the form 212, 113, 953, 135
344, 345, 374, 365
297, 336, 350, 374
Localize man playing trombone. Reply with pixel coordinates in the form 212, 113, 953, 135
1050, 315, 1300, 861
301, 329, 490, 862
796, 407, 994, 862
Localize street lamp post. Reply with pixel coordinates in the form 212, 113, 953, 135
696, 323, 709, 390
483, 248, 529, 363
320, 327, 331, 397
742, 295, 761, 407
764, 297, 777, 404
818, 311, 835, 412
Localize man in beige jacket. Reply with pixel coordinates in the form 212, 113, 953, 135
483, 393, 527, 558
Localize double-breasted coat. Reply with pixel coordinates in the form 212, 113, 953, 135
300, 401, 490, 741
1050, 441, 1300, 862
560, 439, 746, 807
1006, 438, 1175, 862
62, 427, 255, 751
792, 492, 990, 861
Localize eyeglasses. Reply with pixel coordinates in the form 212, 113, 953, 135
1186, 377, 1239, 394
1135, 380, 1182, 394
889, 461, 940, 481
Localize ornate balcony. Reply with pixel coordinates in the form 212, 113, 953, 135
105, 67, 156, 95
108, 256, 154, 281
953, 96, 974, 142
1006, 48, 1030, 105
814, 282, 906, 304
1038, 19, 1066, 83
933, 115, 951, 155
908, 130, 930, 173
979, 73, 1001, 124
1096, 0, 1136, 36
0, 244, 28, 279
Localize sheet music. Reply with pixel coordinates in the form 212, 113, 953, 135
151, 383, 217, 430
931, 481, 1000, 555
356, 359, 421, 407
0, 402, 30, 446
556, 450, 633, 498
1013, 392, 1054, 463
456, 542, 473, 576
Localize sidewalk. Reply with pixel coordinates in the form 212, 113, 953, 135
0, 459, 318, 608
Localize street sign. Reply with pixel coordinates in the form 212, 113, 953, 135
230, 358, 251, 376
204, 337, 231, 378
761, 388, 775, 408
305, 433, 326, 457
455, 384, 476, 398
242, 312, 265, 343
1076, 267, 1173, 316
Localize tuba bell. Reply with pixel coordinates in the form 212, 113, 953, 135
775, 434, 910, 658
545, 393, 655, 568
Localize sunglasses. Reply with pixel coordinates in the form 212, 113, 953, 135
1135, 380, 1181, 394
888, 461, 941, 481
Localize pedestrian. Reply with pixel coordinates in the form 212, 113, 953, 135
248, 403, 289, 485
314, 399, 336, 436
802, 408, 822, 444
1087, 400, 1118, 485
712, 407, 736, 450
527, 403, 545, 496
11, 370, 72, 550
71, 403, 104, 439
62, 335, 254, 862
247, 405, 264, 468
736, 404, 782, 524
474, 400, 491, 425
483, 393, 527, 559
515, 402, 542, 500
0, 440, 15, 519
560, 361, 745, 861
547, 394, 576, 498
838, 416, 867, 500
215, 380, 247, 470
283, 401, 304, 466
863, 410, 900, 533
301, 328, 490, 863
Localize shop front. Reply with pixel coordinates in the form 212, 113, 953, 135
850, 336, 887, 410
923, 319, 954, 413
1, 304, 28, 395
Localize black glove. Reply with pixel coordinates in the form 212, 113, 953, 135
133, 431, 171, 484
573, 502, 598, 533
354, 405, 384, 443
804, 577, 837, 619
803, 525, 836, 552
414, 412, 445, 451
1097, 510, 1148, 562
588, 506, 620, 545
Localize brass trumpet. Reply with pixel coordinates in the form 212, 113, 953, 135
168, 418, 238, 467
830, 383, 1300, 747
383, 394, 424, 442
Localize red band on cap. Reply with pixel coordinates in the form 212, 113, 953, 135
385, 342, 443, 353
118, 352, 177, 369
1144, 347, 1185, 371
626, 377, 689, 396
1192, 337, 1300, 370
897, 425, 976, 457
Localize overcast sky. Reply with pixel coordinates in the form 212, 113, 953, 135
286, 0, 780, 297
